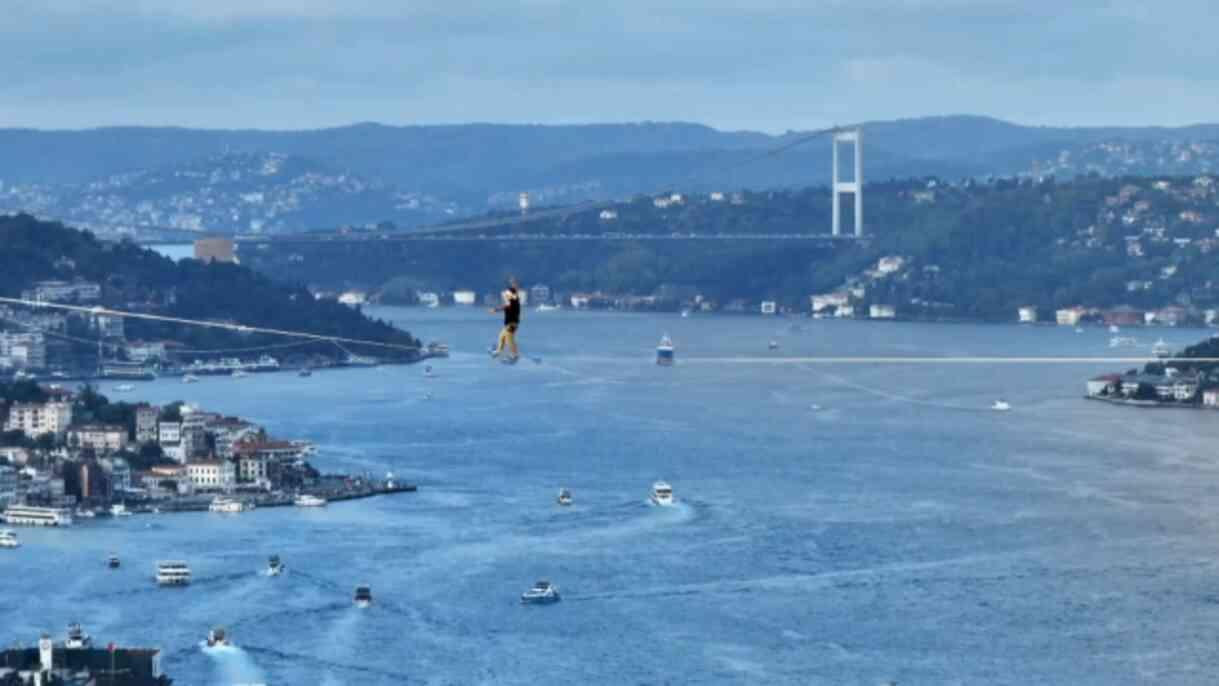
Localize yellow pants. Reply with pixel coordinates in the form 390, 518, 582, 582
495, 323, 519, 358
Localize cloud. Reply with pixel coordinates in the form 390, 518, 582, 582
0, 2, 1217, 130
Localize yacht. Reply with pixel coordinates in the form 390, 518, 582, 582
156, 560, 192, 586
206, 627, 229, 648
267, 554, 284, 576
656, 335, 675, 366
557, 488, 573, 506
1152, 338, 1171, 358
113, 384, 135, 393
0, 529, 19, 548
182, 374, 200, 384
991, 400, 1012, 412
107, 554, 120, 569
520, 580, 561, 605
65, 623, 92, 650
110, 503, 132, 517
354, 585, 373, 608
3, 505, 73, 527
294, 494, 327, 508
209, 496, 246, 514
650, 481, 674, 507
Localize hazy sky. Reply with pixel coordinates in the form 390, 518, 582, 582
3, 1, 1217, 131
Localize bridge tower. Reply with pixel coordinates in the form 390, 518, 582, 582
831, 129, 862, 237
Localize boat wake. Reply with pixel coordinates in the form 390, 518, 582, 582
201, 642, 267, 686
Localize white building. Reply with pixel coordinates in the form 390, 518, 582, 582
869, 304, 897, 319
185, 459, 236, 492
69, 425, 129, 454
1055, 307, 1085, 326
4, 401, 73, 437
126, 341, 167, 363
20, 280, 100, 303
0, 332, 47, 370
760, 301, 777, 315
453, 290, 477, 306
135, 406, 160, 443
158, 421, 181, 445
337, 290, 367, 306
810, 292, 850, 313
1018, 306, 1038, 323
709, 191, 726, 202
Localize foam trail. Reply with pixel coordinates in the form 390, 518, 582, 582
202, 642, 267, 686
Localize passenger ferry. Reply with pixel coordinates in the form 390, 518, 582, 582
354, 585, 373, 608
656, 334, 675, 366
206, 627, 229, 648
267, 554, 284, 576
557, 488, 573, 506
520, 580, 561, 605
155, 561, 192, 586
209, 496, 246, 514
650, 481, 674, 507
294, 494, 327, 508
65, 623, 92, 650
3, 505, 73, 527
0, 529, 20, 548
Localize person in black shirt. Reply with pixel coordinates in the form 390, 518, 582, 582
489, 277, 522, 361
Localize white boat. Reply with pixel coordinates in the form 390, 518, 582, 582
557, 488, 573, 506
520, 580, 561, 605
294, 494, 327, 508
156, 560, 192, 586
991, 400, 1011, 411
65, 623, 92, 649
75, 508, 96, 519
1152, 338, 1171, 358
267, 554, 284, 576
680, 309, 691, 318
206, 627, 228, 648
354, 585, 373, 608
3, 505, 73, 527
113, 384, 135, 392
209, 496, 246, 514
1109, 336, 1138, 348
650, 481, 674, 507
1109, 324, 1120, 333
536, 304, 560, 312
768, 340, 780, 351
0, 529, 19, 548
656, 335, 675, 366
231, 370, 248, 378
110, 503, 133, 517
182, 374, 200, 384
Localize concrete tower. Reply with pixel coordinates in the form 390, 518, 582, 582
832, 129, 863, 237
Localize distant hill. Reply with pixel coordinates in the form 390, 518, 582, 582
4, 116, 1219, 236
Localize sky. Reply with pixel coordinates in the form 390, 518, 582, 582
3, 1, 1218, 132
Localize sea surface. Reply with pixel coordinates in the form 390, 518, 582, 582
5, 309, 1219, 685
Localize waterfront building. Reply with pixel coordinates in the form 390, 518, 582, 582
1055, 307, 1086, 326
185, 459, 236, 492
19, 279, 101, 304
4, 401, 73, 437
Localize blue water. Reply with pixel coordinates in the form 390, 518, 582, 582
5, 310, 1219, 684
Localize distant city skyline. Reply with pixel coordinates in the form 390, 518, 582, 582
3, 2, 1217, 132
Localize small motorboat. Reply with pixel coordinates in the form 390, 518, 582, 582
298, 368, 313, 378
110, 503, 132, 517
0, 529, 20, 549
231, 370, 248, 378
107, 554, 121, 569
182, 374, 200, 384
656, 335, 675, 366
294, 494, 327, 507
768, 340, 780, 351
76, 508, 96, 519
557, 488, 573, 506
113, 384, 135, 392
354, 585, 373, 608
650, 481, 674, 507
521, 580, 561, 605
267, 554, 284, 576
65, 623, 92, 649
991, 400, 1012, 412
206, 626, 228, 648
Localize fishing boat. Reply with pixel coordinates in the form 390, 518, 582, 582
520, 580, 561, 605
